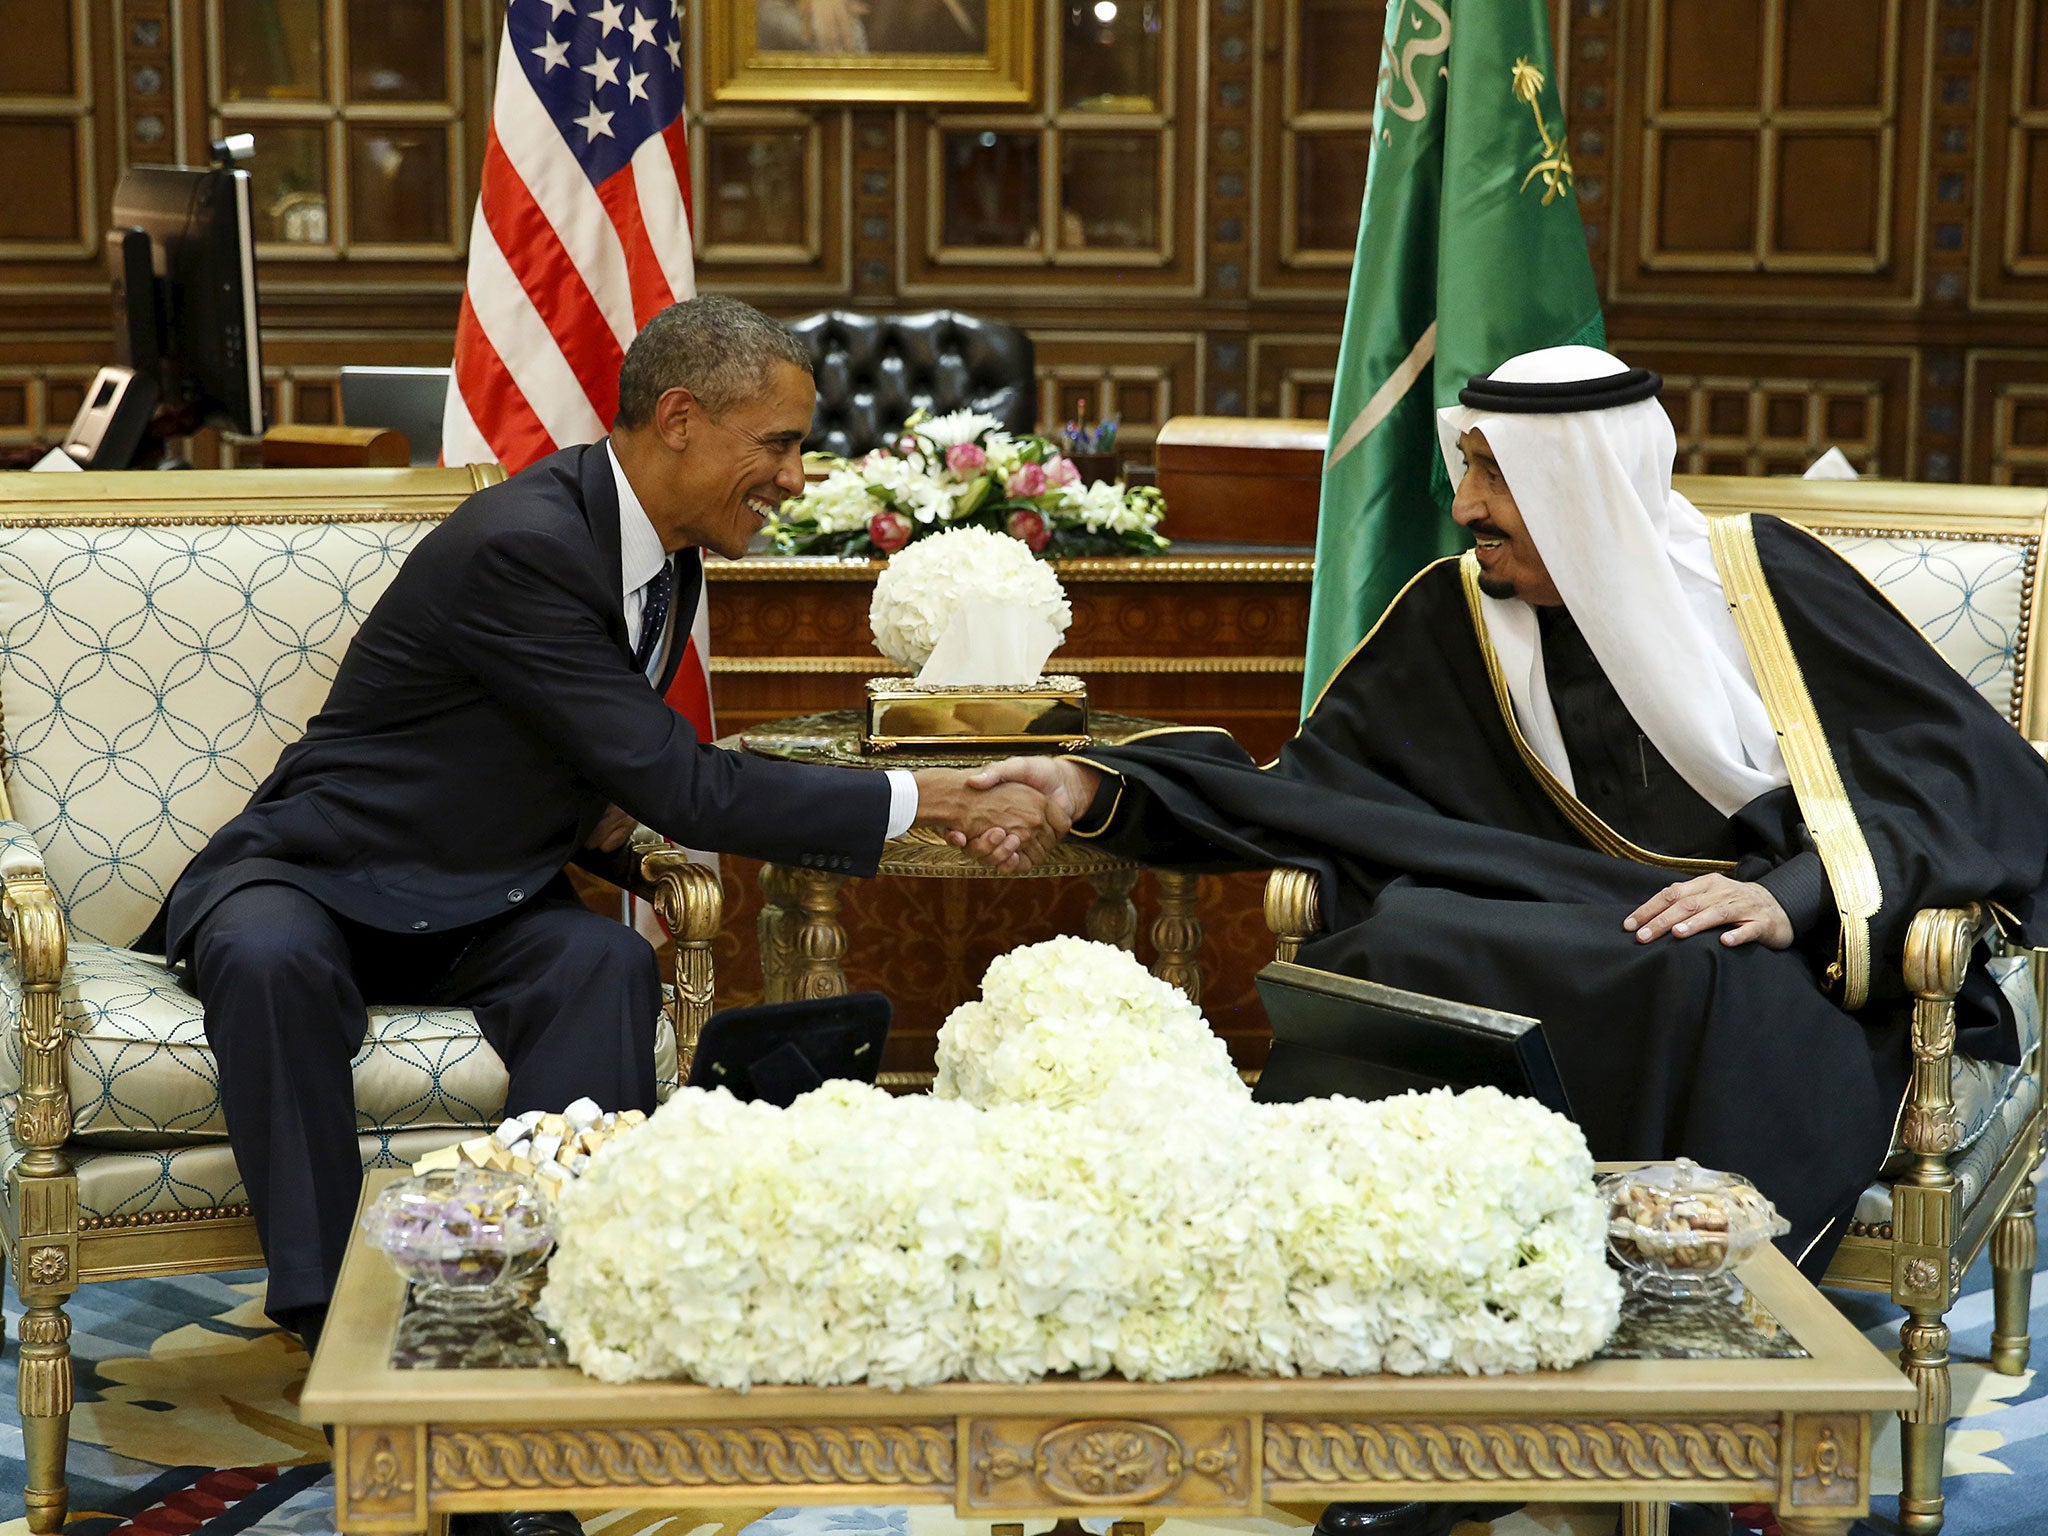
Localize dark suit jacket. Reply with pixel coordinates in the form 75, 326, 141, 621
144, 441, 891, 962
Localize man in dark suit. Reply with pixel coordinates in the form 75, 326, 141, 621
153, 297, 1059, 1407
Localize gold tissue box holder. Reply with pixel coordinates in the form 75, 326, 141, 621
862, 675, 1089, 755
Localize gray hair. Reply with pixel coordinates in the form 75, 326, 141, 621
613, 294, 813, 429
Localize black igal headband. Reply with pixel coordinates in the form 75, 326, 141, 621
1457, 367, 1663, 414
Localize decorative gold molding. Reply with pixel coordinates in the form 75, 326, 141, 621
966, 1417, 1251, 1511
76, 1203, 254, 1231
712, 656, 1306, 676
428, 1424, 958, 1493
708, 556, 1315, 583
1262, 1417, 1780, 1488
1709, 514, 1884, 1008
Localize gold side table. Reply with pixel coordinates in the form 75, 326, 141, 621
728, 710, 1204, 1005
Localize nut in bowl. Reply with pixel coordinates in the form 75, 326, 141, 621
361, 1165, 554, 1314
1599, 1158, 1790, 1300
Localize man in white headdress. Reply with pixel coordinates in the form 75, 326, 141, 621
967, 345, 2048, 1275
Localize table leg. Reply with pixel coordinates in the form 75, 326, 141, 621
1618, 1504, 1669, 1536
1151, 868, 1204, 1003
1085, 867, 1140, 951
792, 867, 850, 1001
758, 863, 800, 1003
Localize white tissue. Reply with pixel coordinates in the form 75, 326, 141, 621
1802, 446, 1859, 481
915, 605, 1062, 688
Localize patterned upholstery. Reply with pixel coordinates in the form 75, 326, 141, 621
0, 941, 680, 1144
0, 1105, 470, 1220
0, 507, 678, 1185
0, 522, 441, 946
1815, 533, 2032, 725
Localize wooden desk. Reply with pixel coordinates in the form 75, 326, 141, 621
703, 551, 1313, 1077
305, 1169, 1915, 1536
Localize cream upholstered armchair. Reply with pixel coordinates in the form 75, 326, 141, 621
0, 468, 723, 1535
1267, 476, 2048, 1536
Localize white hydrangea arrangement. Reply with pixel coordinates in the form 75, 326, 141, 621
540, 938, 1621, 1389
867, 525, 1073, 672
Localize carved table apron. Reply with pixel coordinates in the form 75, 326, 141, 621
726, 711, 1205, 1005
305, 1172, 1913, 1536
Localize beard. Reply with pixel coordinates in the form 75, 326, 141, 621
1477, 573, 1517, 600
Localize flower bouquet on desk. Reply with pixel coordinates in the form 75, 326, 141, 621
861, 526, 1088, 755
762, 407, 1167, 559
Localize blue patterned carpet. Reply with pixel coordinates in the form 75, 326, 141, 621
4, 1221, 2044, 1536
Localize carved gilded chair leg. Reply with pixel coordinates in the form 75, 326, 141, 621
791, 868, 849, 1001
1989, 1132, 2041, 1375
20, 1297, 73, 1534
1898, 1307, 1951, 1536
1151, 868, 1203, 1003
1618, 1503, 1670, 1536
1084, 867, 1139, 950
758, 862, 801, 1004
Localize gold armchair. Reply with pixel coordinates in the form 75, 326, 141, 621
0, 470, 724, 1534
1261, 476, 2048, 1536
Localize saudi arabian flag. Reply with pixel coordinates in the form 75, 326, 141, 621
1302, 0, 1604, 709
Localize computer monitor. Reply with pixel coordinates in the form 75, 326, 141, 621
340, 366, 450, 466
107, 161, 264, 449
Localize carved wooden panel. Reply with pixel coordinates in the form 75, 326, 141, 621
0, 366, 104, 447
118, 0, 182, 166
1632, 344, 1914, 477
1249, 333, 1341, 419
1031, 331, 1200, 463
1968, 352, 2048, 487
1616, 0, 1926, 302
1972, 0, 2048, 307
0, 0, 95, 259
964, 1416, 1254, 1513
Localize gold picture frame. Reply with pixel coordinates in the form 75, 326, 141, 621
708, 0, 1035, 105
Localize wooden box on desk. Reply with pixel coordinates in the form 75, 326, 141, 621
1155, 416, 1326, 545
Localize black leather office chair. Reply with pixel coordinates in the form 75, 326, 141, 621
787, 309, 1035, 457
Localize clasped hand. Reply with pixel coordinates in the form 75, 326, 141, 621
913, 764, 1072, 873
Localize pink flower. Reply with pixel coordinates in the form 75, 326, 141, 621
945, 442, 987, 474
894, 436, 918, 456
867, 511, 913, 553
1006, 463, 1047, 498
1006, 509, 1051, 552
1042, 455, 1080, 488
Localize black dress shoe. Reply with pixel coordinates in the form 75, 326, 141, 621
448, 1512, 585, 1536
1314, 1501, 1519, 1536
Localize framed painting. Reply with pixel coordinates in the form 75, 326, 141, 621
707, 0, 1035, 105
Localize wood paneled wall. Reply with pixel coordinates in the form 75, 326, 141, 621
1, 0, 2045, 477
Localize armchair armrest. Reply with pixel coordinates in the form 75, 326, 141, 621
3, 862, 70, 1163
1899, 903, 1998, 1170
629, 829, 722, 1083
1265, 867, 1324, 963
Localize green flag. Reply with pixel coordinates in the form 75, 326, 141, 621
1302, 0, 1604, 709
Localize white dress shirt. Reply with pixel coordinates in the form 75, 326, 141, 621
606, 442, 917, 838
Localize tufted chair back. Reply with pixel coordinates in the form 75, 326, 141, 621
0, 469, 490, 946
788, 308, 1035, 457
1676, 476, 2048, 740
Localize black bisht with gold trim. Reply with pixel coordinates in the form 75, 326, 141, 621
1072, 515, 2048, 1264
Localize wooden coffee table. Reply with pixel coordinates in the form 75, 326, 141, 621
303, 1169, 1912, 1536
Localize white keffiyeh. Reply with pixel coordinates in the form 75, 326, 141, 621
1436, 345, 1788, 818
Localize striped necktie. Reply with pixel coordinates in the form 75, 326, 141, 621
632, 559, 674, 676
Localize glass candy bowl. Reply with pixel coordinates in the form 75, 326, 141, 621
1600, 1159, 1791, 1300
361, 1166, 554, 1313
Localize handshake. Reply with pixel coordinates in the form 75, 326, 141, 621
912, 757, 1106, 873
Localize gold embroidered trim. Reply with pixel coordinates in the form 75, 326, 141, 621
1458, 552, 1735, 876
1708, 514, 1883, 1009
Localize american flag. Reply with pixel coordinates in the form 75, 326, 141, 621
443, 0, 716, 925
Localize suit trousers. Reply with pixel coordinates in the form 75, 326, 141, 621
190, 880, 663, 1322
